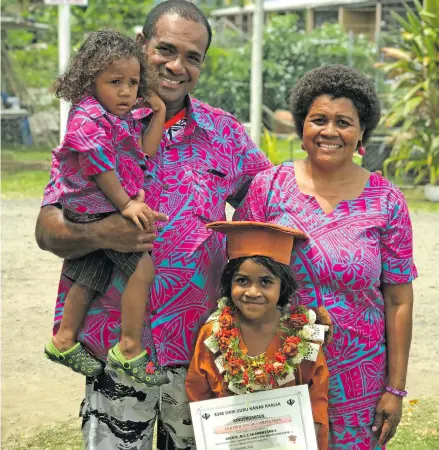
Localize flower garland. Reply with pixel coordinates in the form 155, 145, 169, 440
209, 299, 330, 394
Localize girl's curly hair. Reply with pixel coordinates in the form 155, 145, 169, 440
289, 64, 381, 145
54, 30, 158, 105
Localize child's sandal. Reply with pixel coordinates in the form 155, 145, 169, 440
44, 339, 104, 377
107, 343, 169, 386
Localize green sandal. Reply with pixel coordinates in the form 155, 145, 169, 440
44, 340, 104, 377
107, 344, 169, 386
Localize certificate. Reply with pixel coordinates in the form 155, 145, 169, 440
189, 385, 318, 450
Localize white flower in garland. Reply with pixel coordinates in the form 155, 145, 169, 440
307, 309, 317, 325
299, 325, 313, 341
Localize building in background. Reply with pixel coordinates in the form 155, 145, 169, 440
210, 0, 414, 40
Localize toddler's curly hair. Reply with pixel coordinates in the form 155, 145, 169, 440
54, 30, 158, 105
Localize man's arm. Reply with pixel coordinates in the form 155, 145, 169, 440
36, 192, 167, 260
35, 205, 98, 259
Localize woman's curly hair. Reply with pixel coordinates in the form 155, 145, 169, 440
289, 64, 381, 145
54, 30, 158, 105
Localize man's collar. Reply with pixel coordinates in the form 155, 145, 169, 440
186, 95, 215, 131
98, 95, 213, 131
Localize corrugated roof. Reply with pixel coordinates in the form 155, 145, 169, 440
1, 16, 50, 31
211, 0, 375, 16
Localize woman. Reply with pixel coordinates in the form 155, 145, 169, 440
236, 65, 416, 449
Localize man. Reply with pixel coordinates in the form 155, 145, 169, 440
36, 1, 272, 448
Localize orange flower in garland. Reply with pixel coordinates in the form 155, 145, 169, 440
216, 310, 239, 351
282, 335, 301, 356
275, 351, 287, 363
272, 361, 285, 377
218, 328, 239, 352
289, 314, 308, 328
225, 356, 244, 376
282, 343, 298, 357
285, 336, 301, 346
211, 299, 319, 393
264, 363, 274, 374
254, 369, 270, 385
219, 311, 234, 329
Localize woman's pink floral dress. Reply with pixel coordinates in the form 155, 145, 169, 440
236, 163, 417, 449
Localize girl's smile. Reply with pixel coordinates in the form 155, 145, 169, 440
231, 259, 281, 323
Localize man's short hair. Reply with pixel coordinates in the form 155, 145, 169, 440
142, 0, 212, 54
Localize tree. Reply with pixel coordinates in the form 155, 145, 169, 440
196, 15, 376, 122
3, 0, 154, 91
380, 0, 439, 185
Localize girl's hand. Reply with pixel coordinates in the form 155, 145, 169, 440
145, 92, 166, 114
372, 392, 403, 446
120, 198, 156, 231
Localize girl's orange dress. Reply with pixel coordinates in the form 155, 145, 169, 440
186, 317, 330, 449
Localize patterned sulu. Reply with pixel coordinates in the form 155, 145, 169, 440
235, 162, 418, 444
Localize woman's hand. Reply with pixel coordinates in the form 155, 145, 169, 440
372, 392, 403, 446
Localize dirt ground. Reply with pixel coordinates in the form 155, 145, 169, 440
1, 199, 439, 442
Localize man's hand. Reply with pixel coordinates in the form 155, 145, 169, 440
372, 392, 403, 446
95, 213, 166, 254
100, 189, 168, 252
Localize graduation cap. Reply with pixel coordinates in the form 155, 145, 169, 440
206, 221, 307, 265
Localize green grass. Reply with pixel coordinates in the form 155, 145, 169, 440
2, 398, 437, 449
2, 146, 51, 163
401, 187, 439, 213
2, 418, 83, 450
1, 170, 49, 199
388, 397, 439, 450
1, 146, 50, 199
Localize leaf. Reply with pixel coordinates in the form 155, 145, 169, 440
403, 81, 427, 102
381, 47, 412, 61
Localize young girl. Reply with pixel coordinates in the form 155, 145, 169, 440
44, 30, 168, 386
186, 221, 332, 449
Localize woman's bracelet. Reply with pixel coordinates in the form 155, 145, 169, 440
385, 386, 407, 397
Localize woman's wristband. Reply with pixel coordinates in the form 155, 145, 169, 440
385, 386, 407, 397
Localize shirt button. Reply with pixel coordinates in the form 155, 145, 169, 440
163, 183, 169, 190
150, 309, 157, 316
157, 226, 163, 232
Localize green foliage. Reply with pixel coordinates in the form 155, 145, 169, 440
3, 0, 154, 91
9, 43, 58, 90
379, 0, 439, 185
194, 42, 251, 122
196, 15, 376, 122
262, 16, 375, 114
